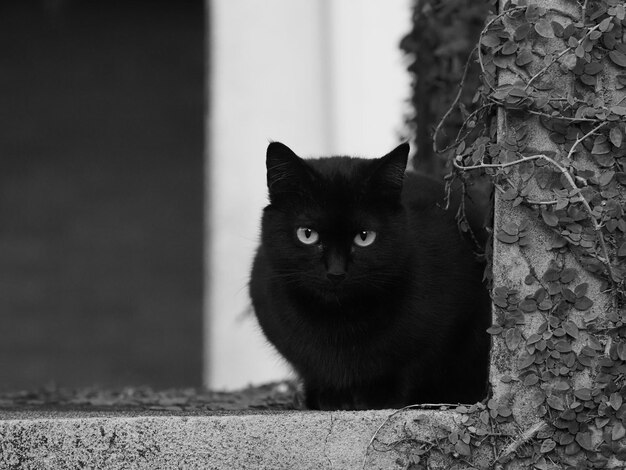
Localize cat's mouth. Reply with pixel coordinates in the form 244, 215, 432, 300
319, 282, 343, 295
326, 272, 346, 288
316, 277, 350, 300
316, 288, 344, 306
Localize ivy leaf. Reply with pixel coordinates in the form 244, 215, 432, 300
497, 230, 519, 244
553, 381, 570, 391
610, 127, 623, 147
578, 355, 592, 367
560, 268, 577, 283
481, 34, 500, 48
508, 88, 527, 99
542, 269, 560, 283
574, 283, 588, 297
598, 170, 615, 187
613, 423, 626, 441
535, 166, 554, 188
534, 287, 548, 302
514, 23, 532, 41
554, 197, 568, 210
502, 222, 519, 236
584, 62, 603, 75
555, 340, 572, 353
519, 298, 537, 313
518, 352, 535, 369
487, 325, 503, 335
562, 288, 576, 303
609, 392, 623, 411
612, 106, 626, 116
494, 296, 507, 308
530, 392, 545, 409
535, 19, 555, 38
524, 374, 539, 386
584, 310, 600, 323
580, 74, 597, 86
575, 432, 594, 451
501, 40, 518, 55
550, 236, 568, 249
505, 328, 522, 350
563, 321, 579, 339
589, 30, 602, 41
599, 17, 613, 32
592, 140, 611, 155
588, 336, 603, 351
574, 296, 593, 311
497, 406, 512, 418
551, 21, 564, 38
566, 35, 578, 48
454, 440, 472, 457
540, 439, 556, 453
558, 433, 575, 445
618, 242, 626, 257
574, 388, 592, 401
516, 49, 534, 67
541, 209, 559, 227
502, 187, 518, 200
609, 50, 626, 68
546, 395, 565, 410
525, 5, 542, 22
541, 297, 556, 309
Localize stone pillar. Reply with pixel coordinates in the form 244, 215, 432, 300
489, 0, 626, 466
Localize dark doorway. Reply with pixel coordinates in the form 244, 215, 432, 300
0, 0, 204, 389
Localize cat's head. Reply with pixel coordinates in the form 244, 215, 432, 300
260, 142, 410, 305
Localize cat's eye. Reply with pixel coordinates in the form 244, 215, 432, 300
296, 227, 320, 245
353, 230, 376, 247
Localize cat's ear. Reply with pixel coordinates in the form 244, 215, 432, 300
368, 143, 409, 200
266, 142, 312, 201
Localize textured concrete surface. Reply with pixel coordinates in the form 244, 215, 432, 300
0, 409, 472, 469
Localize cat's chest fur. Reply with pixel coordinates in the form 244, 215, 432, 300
250, 142, 490, 410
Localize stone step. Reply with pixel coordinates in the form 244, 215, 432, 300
0, 408, 459, 469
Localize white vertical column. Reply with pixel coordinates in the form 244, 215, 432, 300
206, 0, 331, 389
326, 0, 413, 157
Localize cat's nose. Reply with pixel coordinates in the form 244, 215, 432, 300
327, 272, 346, 285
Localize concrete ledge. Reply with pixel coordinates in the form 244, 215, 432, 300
0, 409, 467, 469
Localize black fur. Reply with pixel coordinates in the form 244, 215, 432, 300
250, 142, 490, 410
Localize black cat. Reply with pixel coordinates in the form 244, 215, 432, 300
249, 142, 490, 410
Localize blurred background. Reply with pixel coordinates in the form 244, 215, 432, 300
0, 0, 204, 389
0, 0, 412, 391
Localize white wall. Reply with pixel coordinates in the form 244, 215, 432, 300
326, 0, 413, 156
207, 0, 412, 389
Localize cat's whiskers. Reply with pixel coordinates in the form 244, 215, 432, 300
349, 273, 398, 290
267, 271, 324, 288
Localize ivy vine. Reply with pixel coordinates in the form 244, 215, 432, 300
367, 0, 626, 468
